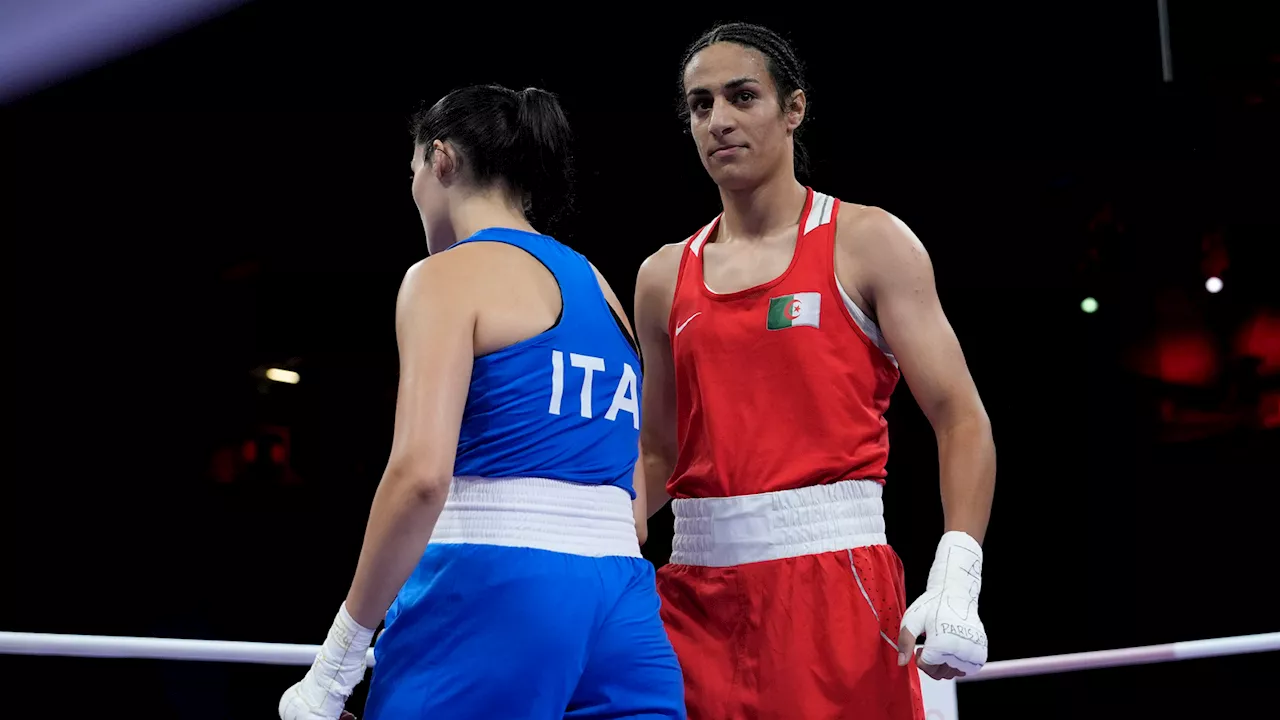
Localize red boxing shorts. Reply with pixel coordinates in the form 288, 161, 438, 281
656, 481, 925, 720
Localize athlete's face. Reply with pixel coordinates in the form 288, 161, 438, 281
682, 42, 805, 191
410, 141, 455, 254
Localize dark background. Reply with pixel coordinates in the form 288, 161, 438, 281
3, 1, 1278, 717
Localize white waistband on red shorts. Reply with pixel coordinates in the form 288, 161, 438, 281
669, 480, 886, 567
428, 476, 642, 559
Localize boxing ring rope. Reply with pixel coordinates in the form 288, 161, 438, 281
0, 631, 376, 667
1, 629, 1276, 678
0, 630, 373, 666
958, 631, 1280, 682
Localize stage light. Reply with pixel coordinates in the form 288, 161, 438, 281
266, 368, 300, 384
1081, 297, 1099, 314
1205, 277, 1223, 294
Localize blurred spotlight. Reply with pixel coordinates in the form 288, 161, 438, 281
266, 368, 300, 384
1081, 297, 1099, 314
1205, 277, 1224, 294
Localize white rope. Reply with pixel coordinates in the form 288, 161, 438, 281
1, 629, 1276, 679
960, 631, 1280, 682
0, 631, 376, 667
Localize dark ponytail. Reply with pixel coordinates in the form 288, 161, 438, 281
411, 84, 574, 227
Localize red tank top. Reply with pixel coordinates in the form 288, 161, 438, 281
666, 187, 901, 499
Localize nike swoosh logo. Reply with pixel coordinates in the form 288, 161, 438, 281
675, 312, 701, 336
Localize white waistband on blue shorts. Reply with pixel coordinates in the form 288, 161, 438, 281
428, 476, 641, 559
669, 480, 887, 567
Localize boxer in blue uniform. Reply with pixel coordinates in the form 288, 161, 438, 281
278, 84, 685, 720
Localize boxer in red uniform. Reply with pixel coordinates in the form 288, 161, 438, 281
634, 23, 997, 720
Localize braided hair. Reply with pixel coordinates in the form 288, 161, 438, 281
678, 22, 811, 177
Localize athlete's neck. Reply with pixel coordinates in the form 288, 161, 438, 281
449, 191, 537, 246
716, 173, 807, 243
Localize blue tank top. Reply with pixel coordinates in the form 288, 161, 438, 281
448, 227, 642, 498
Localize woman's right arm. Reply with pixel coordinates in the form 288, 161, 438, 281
634, 244, 683, 518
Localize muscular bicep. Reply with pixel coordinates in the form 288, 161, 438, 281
634, 248, 681, 515
385, 260, 476, 483
634, 252, 678, 462
862, 215, 985, 427
638, 324, 677, 460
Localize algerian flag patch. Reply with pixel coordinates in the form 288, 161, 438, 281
767, 292, 820, 330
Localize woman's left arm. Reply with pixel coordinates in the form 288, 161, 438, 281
835, 207, 995, 681
279, 255, 475, 720
840, 208, 995, 545
344, 256, 476, 627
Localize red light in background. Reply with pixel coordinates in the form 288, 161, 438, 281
1236, 310, 1280, 375
242, 440, 257, 463
211, 447, 236, 484
1261, 391, 1280, 429
1156, 334, 1219, 386
270, 443, 287, 464
1131, 331, 1221, 388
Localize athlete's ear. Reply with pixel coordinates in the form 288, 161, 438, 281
431, 139, 458, 183
785, 89, 806, 132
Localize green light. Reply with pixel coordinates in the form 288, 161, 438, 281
1081, 297, 1099, 314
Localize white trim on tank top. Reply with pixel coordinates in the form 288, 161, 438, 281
688, 191, 837, 257
688, 191, 896, 366
835, 276, 897, 367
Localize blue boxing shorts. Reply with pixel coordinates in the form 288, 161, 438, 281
362, 477, 685, 720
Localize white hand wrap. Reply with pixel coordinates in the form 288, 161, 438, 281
900, 531, 989, 675
279, 603, 376, 720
